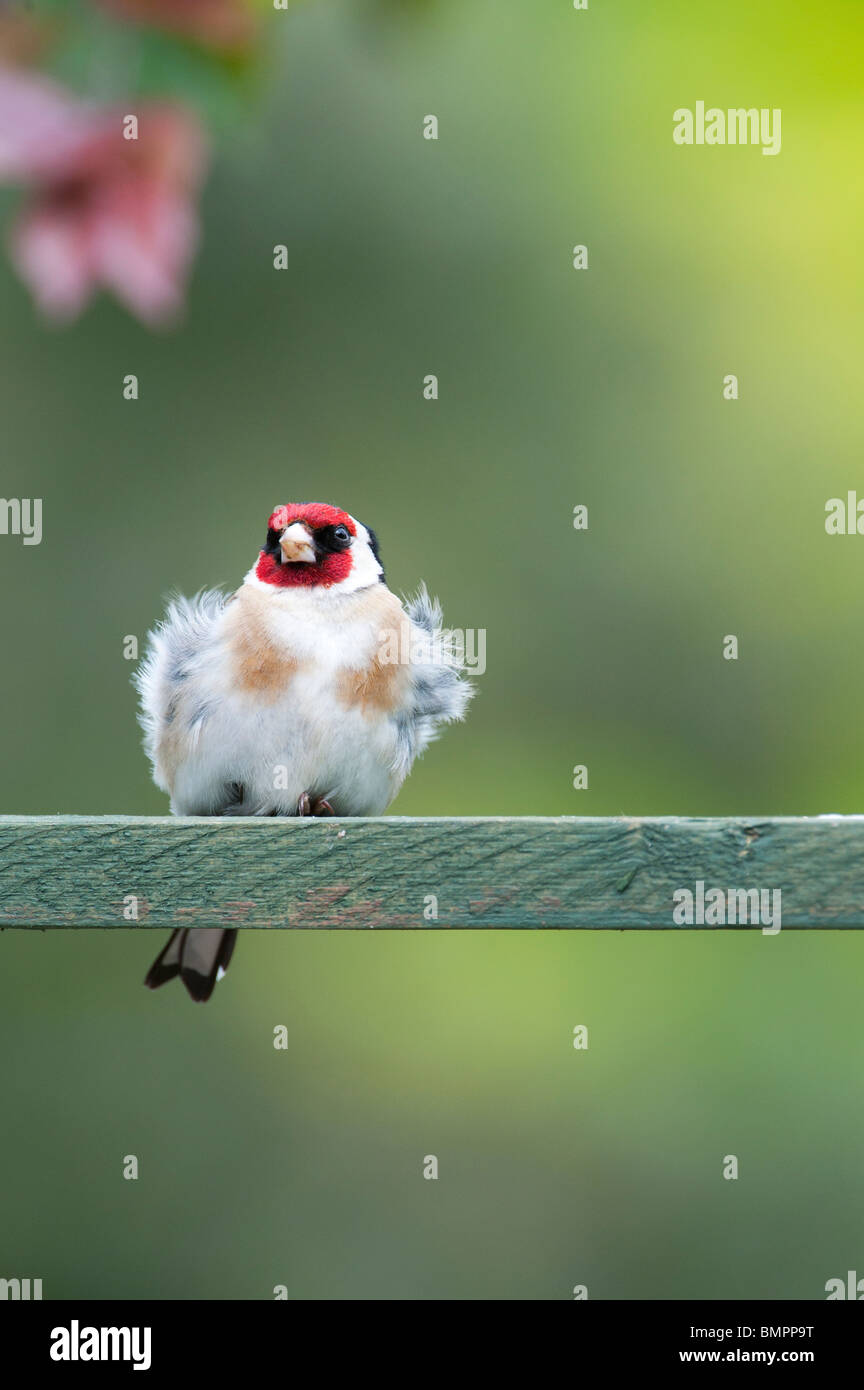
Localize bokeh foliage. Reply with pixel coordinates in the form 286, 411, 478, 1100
0, 0, 863, 1298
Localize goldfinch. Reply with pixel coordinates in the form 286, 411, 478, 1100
135, 502, 472, 1000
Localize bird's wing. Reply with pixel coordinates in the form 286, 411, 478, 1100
134, 589, 227, 795
397, 584, 473, 768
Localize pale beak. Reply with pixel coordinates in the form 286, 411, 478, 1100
279, 521, 316, 564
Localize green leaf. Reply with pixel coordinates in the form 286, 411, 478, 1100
41, 8, 262, 133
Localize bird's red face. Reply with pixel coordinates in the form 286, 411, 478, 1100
255, 503, 361, 588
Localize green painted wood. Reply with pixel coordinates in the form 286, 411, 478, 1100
0, 815, 862, 930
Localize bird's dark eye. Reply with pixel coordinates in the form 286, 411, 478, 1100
316, 522, 352, 553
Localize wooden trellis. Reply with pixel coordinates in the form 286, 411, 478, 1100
1, 815, 862, 929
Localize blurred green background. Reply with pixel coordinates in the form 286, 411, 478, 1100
1, 0, 863, 1298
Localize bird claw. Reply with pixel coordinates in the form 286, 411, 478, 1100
296, 792, 334, 817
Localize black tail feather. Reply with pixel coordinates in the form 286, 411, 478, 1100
145, 928, 237, 1002
144, 929, 184, 990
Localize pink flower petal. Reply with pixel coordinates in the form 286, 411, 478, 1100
91, 177, 199, 325
9, 204, 95, 320
0, 65, 208, 325
0, 65, 109, 181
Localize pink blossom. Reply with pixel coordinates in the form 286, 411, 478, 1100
0, 66, 207, 325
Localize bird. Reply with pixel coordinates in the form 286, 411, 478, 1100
135, 501, 472, 1001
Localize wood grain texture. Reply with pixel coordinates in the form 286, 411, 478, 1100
1, 816, 863, 930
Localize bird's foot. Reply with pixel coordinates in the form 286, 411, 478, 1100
297, 792, 334, 817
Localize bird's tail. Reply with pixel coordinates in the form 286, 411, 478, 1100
145, 928, 238, 1003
